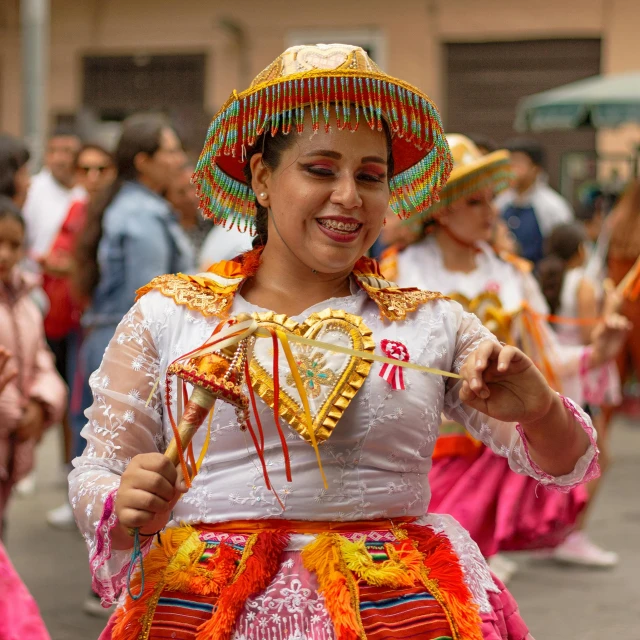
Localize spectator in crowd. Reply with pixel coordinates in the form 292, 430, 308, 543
0, 134, 31, 207
23, 127, 84, 270
496, 138, 573, 265
46, 143, 116, 530
73, 114, 192, 617
166, 161, 211, 264
20, 128, 84, 491
0, 197, 67, 536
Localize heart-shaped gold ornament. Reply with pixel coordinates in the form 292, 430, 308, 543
250, 309, 375, 444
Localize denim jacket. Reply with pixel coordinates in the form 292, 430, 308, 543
84, 181, 194, 329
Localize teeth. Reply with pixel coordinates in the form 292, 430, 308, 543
319, 219, 360, 233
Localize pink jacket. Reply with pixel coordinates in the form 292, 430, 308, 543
0, 269, 67, 484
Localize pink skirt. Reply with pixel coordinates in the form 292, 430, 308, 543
0, 542, 50, 640
429, 446, 587, 558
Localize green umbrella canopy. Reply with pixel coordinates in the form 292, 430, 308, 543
515, 71, 640, 131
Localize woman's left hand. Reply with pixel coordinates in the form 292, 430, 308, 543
459, 340, 555, 424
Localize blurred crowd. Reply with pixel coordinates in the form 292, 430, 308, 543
0, 114, 639, 624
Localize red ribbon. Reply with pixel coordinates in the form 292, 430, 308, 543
379, 339, 410, 390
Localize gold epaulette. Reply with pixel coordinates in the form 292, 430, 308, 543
135, 272, 243, 318
353, 256, 447, 322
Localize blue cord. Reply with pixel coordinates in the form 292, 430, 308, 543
126, 528, 145, 600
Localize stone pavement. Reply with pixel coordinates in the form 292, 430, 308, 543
6, 418, 640, 640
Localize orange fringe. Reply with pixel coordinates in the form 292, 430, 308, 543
339, 536, 414, 588
165, 541, 240, 597
195, 530, 290, 640
403, 524, 484, 640
112, 526, 197, 640
301, 533, 364, 640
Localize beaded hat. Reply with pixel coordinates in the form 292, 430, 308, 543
193, 43, 452, 233
420, 134, 512, 219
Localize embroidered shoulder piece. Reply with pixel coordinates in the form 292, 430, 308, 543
135, 252, 446, 323
136, 272, 243, 318
353, 256, 446, 321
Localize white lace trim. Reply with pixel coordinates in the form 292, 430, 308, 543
419, 513, 500, 613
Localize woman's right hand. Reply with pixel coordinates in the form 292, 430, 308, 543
114, 453, 187, 544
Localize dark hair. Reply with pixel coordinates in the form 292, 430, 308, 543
75, 142, 114, 168
536, 222, 587, 313
0, 134, 30, 199
505, 137, 545, 169
243, 116, 395, 248
75, 114, 170, 297
0, 195, 26, 229
49, 124, 80, 141
467, 133, 497, 154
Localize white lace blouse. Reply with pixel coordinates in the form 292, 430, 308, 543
69, 284, 597, 604
396, 236, 585, 381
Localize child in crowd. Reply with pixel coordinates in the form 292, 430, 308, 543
0, 345, 51, 639
0, 196, 67, 534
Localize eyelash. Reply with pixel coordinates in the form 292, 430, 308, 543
303, 165, 386, 183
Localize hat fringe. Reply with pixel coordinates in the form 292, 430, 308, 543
194, 72, 452, 232
417, 161, 512, 222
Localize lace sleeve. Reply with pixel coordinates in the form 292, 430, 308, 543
443, 308, 598, 490
68, 301, 163, 605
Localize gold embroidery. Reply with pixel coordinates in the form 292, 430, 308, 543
250, 309, 375, 444
286, 350, 338, 399
135, 259, 445, 324
358, 281, 446, 322
136, 273, 241, 318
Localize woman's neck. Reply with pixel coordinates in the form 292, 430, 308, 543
241, 243, 353, 317
433, 227, 479, 273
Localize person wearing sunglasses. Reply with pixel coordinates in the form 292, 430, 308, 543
45, 143, 116, 532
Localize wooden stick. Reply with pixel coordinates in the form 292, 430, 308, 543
164, 385, 216, 467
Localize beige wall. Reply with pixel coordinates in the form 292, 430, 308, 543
598, 0, 640, 170
1, 0, 640, 160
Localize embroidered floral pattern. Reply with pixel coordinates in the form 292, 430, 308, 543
286, 350, 337, 399
233, 551, 334, 640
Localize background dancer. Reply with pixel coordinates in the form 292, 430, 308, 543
389, 135, 627, 580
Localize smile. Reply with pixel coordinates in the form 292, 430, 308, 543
317, 219, 362, 234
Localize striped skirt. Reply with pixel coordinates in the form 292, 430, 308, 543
100, 519, 531, 640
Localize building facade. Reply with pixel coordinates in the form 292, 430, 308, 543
1, 0, 638, 189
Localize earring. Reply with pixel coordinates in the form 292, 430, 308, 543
259, 192, 267, 199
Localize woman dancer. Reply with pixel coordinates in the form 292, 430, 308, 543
390, 135, 625, 576
70, 46, 623, 640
